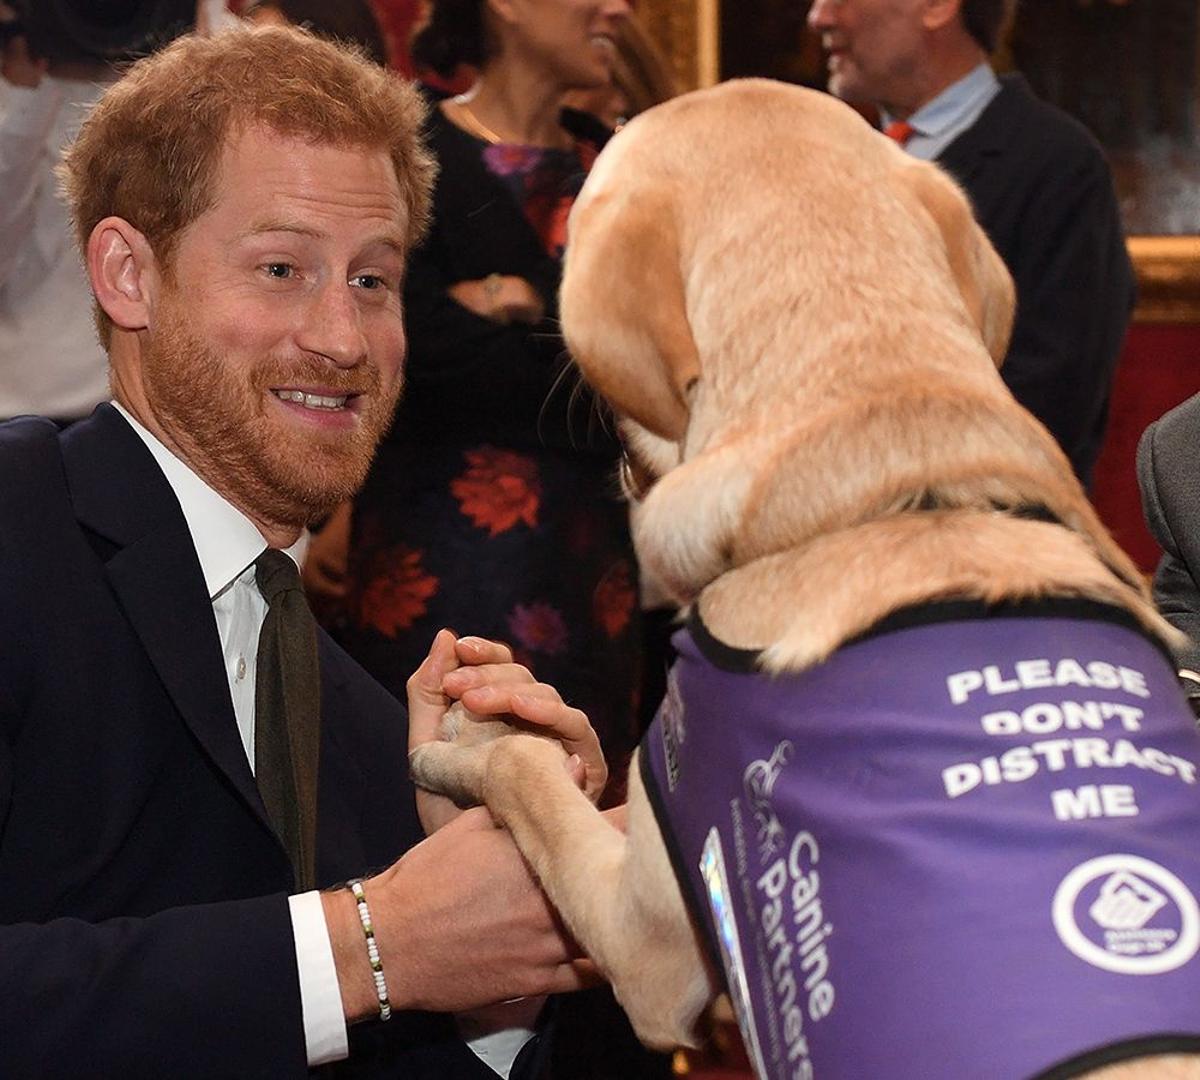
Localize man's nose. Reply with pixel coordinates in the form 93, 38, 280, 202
299, 283, 368, 368
807, 0, 838, 31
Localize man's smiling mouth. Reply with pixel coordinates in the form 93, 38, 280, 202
271, 389, 354, 410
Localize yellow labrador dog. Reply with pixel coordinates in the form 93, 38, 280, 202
411, 80, 1200, 1079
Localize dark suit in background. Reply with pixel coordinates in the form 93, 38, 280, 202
1137, 391, 1200, 704
937, 74, 1135, 489
0, 405, 502, 1079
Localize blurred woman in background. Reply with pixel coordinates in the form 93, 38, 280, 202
315, 0, 649, 800
562, 9, 676, 133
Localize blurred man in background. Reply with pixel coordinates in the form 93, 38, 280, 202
807, 0, 1134, 490
0, 0, 236, 424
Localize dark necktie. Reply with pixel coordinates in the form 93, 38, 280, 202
254, 549, 321, 891
883, 119, 915, 146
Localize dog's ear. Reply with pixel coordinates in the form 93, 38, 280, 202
561, 171, 699, 443
903, 159, 1015, 367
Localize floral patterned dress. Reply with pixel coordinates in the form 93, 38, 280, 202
336, 109, 644, 790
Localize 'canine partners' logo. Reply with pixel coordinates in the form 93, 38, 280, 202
1053, 855, 1200, 975
743, 740, 793, 862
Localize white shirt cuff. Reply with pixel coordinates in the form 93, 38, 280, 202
289, 890, 350, 1066
458, 997, 546, 1078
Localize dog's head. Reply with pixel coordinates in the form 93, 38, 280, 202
562, 78, 1012, 441
560, 80, 1146, 609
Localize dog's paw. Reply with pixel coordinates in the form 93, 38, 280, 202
409, 740, 492, 808
409, 702, 518, 807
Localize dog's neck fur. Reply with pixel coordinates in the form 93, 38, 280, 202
695, 513, 1169, 674
632, 334, 1172, 673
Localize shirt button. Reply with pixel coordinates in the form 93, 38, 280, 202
236, 655, 247, 681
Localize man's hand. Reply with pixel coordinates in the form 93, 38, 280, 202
407, 631, 607, 832
323, 808, 599, 1020
406, 630, 464, 833
448, 275, 545, 326
442, 636, 606, 800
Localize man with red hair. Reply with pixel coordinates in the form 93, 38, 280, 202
0, 23, 598, 1078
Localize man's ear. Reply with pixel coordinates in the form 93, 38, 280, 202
86, 216, 159, 333
921, 0, 962, 33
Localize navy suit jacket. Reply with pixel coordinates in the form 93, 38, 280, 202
937, 75, 1135, 489
0, 405, 501, 1078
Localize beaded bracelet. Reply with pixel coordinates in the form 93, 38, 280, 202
346, 878, 392, 1022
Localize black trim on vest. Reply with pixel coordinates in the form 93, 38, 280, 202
689, 596, 1174, 675
637, 746, 725, 978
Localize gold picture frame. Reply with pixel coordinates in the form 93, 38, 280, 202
638, 0, 720, 92
1127, 237, 1200, 325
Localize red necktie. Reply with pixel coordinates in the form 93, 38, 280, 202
883, 120, 915, 146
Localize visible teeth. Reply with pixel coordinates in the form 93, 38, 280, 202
273, 389, 349, 409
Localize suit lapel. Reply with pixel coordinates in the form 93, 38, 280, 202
60, 406, 277, 841
935, 74, 1020, 190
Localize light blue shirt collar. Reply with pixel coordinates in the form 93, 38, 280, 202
882, 63, 1000, 161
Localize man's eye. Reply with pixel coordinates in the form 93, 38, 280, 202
264, 263, 294, 279
351, 273, 387, 290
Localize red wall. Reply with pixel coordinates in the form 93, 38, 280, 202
1093, 323, 1200, 571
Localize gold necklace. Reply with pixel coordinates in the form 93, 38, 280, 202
451, 96, 504, 145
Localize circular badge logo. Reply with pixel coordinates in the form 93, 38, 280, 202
1052, 854, 1200, 975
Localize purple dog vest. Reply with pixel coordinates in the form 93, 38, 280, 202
641, 601, 1200, 1079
